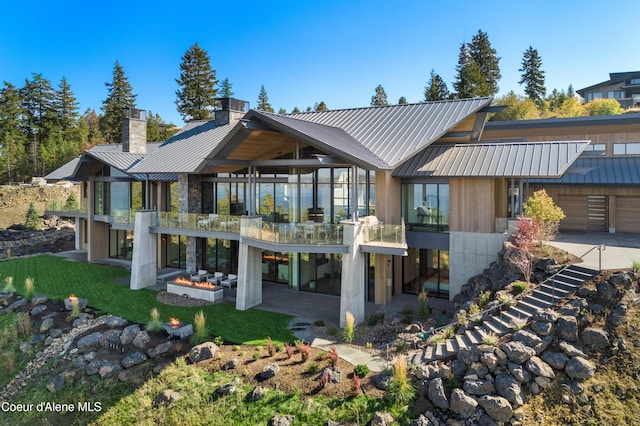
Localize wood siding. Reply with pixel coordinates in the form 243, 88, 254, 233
450, 178, 495, 233
558, 195, 588, 231
616, 196, 640, 233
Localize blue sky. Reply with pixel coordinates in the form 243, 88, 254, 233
1, 0, 638, 126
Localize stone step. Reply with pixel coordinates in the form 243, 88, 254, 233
503, 307, 530, 323
446, 337, 459, 354
552, 274, 584, 287
519, 296, 552, 312
510, 301, 540, 317
563, 265, 598, 279
530, 289, 563, 304
434, 342, 447, 358
466, 329, 483, 345
455, 334, 469, 351
422, 346, 435, 361
483, 317, 511, 334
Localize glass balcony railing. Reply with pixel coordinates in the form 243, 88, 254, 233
155, 212, 241, 233
44, 199, 87, 215
242, 217, 345, 245
363, 219, 406, 246
112, 209, 136, 225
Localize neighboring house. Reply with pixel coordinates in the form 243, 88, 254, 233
576, 71, 640, 107
483, 113, 640, 233
47, 98, 638, 326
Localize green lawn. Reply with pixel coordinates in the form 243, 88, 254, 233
0, 255, 294, 344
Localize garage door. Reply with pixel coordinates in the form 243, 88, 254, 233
558, 195, 587, 232
616, 196, 640, 233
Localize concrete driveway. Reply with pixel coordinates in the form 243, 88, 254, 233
551, 232, 640, 271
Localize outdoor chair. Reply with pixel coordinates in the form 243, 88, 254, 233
190, 269, 210, 282
221, 273, 237, 288
207, 271, 225, 285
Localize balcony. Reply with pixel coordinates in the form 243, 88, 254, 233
242, 218, 344, 245
44, 199, 87, 218
360, 219, 408, 256
154, 212, 241, 235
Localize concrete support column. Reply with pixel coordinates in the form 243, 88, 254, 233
130, 210, 158, 290
75, 217, 82, 250
339, 221, 366, 327
236, 217, 263, 310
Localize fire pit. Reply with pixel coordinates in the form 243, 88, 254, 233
166, 277, 224, 303
163, 317, 194, 339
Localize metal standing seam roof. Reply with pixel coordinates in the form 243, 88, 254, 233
45, 157, 80, 181
287, 97, 493, 168
392, 140, 591, 178
528, 157, 640, 185
129, 121, 234, 174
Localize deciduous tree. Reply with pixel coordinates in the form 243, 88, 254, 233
490, 91, 539, 121
524, 189, 565, 242
585, 98, 624, 116
175, 43, 218, 121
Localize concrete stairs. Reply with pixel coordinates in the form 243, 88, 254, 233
408, 264, 598, 365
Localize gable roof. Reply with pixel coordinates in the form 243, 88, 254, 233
393, 140, 590, 178
287, 97, 493, 168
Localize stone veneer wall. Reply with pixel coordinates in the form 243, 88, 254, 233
178, 174, 202, 273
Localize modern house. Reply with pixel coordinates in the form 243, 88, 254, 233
576, 71, 640, 108
46, 98, 639, 325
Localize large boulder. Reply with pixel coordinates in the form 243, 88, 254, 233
77, 332, 103, 353
581, 327, 610, 348
427, 377, 449, 409
120, 324, 140, 345
556, 316, 578, 342
501, 341, 535, 364
525, 356, 555, 379
478, 395, 513, 423
189, 342, 219, 363
495, 373, 524, 406
541, 351, 569, 370
450, 388, 478, 419
121, 351, 147, 369
565, 357, 596, 380
512, 330, 544, 354
463, 379, 495, 396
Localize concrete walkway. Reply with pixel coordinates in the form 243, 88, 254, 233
551, 232, 640, 270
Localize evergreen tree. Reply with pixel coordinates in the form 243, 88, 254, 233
291, 106, 301, 114
424, 69, 450, 101
175, 43, 218, 121
519, 46, 546, 105
256, 85, 274, 112
55, 77, 79, 131
468, 30, 501, 96
567, 84, 575, 98
453, 43, 486, 98
147, 111, 162, 141
218, 78, 234, 98
547, 89, 568, 111
82, 109, 105, 147
25, 202, 40, 230
314, 101, 328, 111
101, 60, 137, 144
278, 107, 287, 115
0, 82, 27, 182
398, 96, 408, 105
370, 85, 389, 106
21, 73, 56, 173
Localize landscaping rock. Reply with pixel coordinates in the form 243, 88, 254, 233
530, 320, 553, 336
49, 328, 62, 339
370, 412, 394, 426
582, 327, 610, 348
99, 362, 123, 379
39, 318, 54, 333
250, 386, 266, 402
30, 305, 47, 316
317, 366, 341, 384
217, 377, 241, 396
270, 415, 294, 426
501, 341, 535, 364
148, 341, 173, 358
597, 281, 619, 301
31, 294, 48, 305
449, 388, 478, 419
559, 341, 587, 358
120, 324, 140, 345
64, 297, 87, 310
77, 332, 103, 353
85, 359, 103, 376
541, 351, 569, 369
121, 351, 147, 369
608, 302, 628, 326
478, 395, 513, 423
154, 389, 181, 407
73, 316, 89, 328
133, 330, 150, 349
512, 330, 544, 353
556, 316, 578, 342
260, 363, 280, 380
105, 316, 127, 328
458, 346, 480, 365
374, 372, 391, 390
565, 357, 596, 380
463, 379, 495, 396
532, 308, 558, 323
427, 377, 449, 409
525, 356, 555, 379
189, 342, 219, 363
609, 271, 634, 288
8, 298, 26, 311
507, 362, 532, 383
222, 358, 239, 370
479, 352, 498, 371
495, 373, 524, 406
46, 374, 65, 393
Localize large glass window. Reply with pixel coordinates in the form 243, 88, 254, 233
613, 142, 640, 155
402, 248, 449, 298
299, 252, 342, 296
402, 182, 449, 232
109, 229, 133, 260
204, 239, 238, 274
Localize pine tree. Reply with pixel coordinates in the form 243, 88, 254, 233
468, 30, 501, 96
291, 106, 301, 114
21, 73, 56, 173
0, 82, 27, 182
277, 107, 287, 115
398, 96, 408, 105
424, 69, 450, 101
518, 46, 546, 105
25, 202, 40, 230
176, 43, 219, 121
314, 101, 328, 111
101, 60, 137, 144
256, 85, 274, 112
218, 78, 234, 98
55, 77, 79, 131
567, 84, 575, 98
453, 43, 486, 99
371, 85, 389, 106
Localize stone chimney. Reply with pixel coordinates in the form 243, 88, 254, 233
213, 98, 249, 125
122, 108, 148, 154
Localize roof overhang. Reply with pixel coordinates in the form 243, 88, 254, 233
393, 140, 591, 178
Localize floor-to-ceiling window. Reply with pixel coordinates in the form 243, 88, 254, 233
402, 182, 449, 232
299, 252, 342, 295
402, 248, 449, 298
168, 235, 186, 268
109, 229, 134, 260
204, 239, 238, 275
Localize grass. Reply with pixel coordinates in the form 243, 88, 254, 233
0, 255, 294, 344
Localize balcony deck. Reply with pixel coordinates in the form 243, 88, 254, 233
44, 199, 87, 218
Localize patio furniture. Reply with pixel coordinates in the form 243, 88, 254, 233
190, 269, 210, 282
221, 274, 237, 288
206, 271, 225, 285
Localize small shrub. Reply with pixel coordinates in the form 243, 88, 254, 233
16, 312, 31, 339
387, 356, 416, 408
632, 260, 640, 274
64, 192, 79, 210
510, 318, 527, 331
1, 351, 16, 377
343, 311, 355, 343
445, 371, 461, 389
24, 277, 35, 301
478, 290, 492, 308
418, 290, 431, 320
252, 352, 260, 361
313, 319, 325, 326
468, 303, 482, 323
266, 336, 276, 357
70, 297, 80, 318
284, 343, 294, 359
426, 333, 445, 347
146, 307, 162, 332
350, 373, 362, 395
482, 332, 499, 346
213, 335, 224, 346
443, 326, 455, 339
400, 305, 414, 324
456, 310, 469, 327
307, 362, 319, 373
367, 311, 385, 326
238, 351, 245, 357
395, 341, 407, 353
296, 341, 311, 362
327, 345, 339, 367
509, 216, 539, 249
2, 276, 15, 294
365, 342, 373, 350
498, 293, 513, 307
511, 281, 528, 294
232, 345, 240, 351
191, 310, 208, 344
354, 364, 370, 378
327, 325, 338, 336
